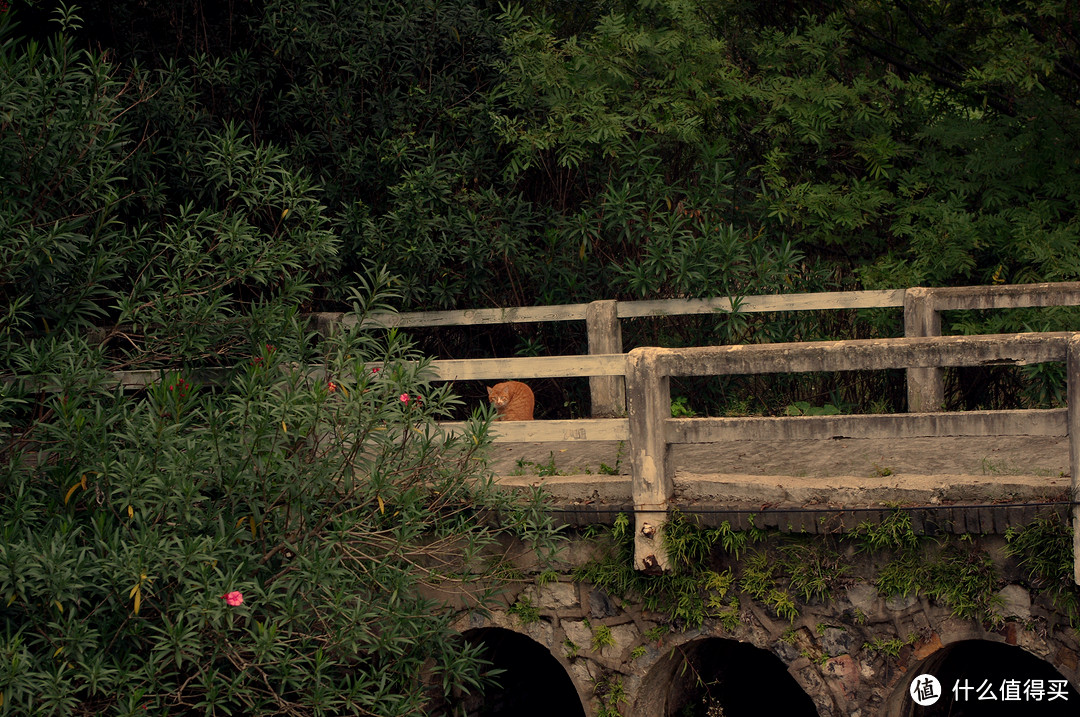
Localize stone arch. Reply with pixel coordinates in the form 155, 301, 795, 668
885, 638, 1080, 716
454, 626, 587, 717
632, 635, 818, 716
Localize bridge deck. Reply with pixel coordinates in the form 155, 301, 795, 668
490, 435, 1072, 532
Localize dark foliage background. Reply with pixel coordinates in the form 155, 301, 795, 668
2, 0, 1079, 714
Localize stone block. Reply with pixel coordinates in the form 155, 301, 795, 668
525, 581, 579, 611
773, 639, 800, 663
568, 659, 596, 686
524, 619, 555, 647
948, 507, 965, 534
995, 584, 1031, 621
885, 592, 917, 612
921, 511, 944, 536
1015, 627, 1053, 660
821, 627, 855, 657
1054, 646, 1078, 673
605, 624, 638, 659
993, 506, 1011, 534
913, 632, 943, 660
817, 511, 846, 535
846, 583, 879, 615
824, 654, 860, 697
840, 511, 863, 533
1001, 622, 1018, 646
589, 587, 620, 619
562, 537, 609, 566
562, 620, 592, 652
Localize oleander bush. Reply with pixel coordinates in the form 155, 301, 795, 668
0, 9, 559, 713
0, 275, 561, 716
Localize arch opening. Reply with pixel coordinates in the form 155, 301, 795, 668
637, 637, 818, 716
452, 627, 585, 717
888, 639, 1079, 716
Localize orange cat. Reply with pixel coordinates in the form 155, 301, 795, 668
487, 381, 534, 421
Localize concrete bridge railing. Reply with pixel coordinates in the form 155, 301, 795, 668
310, 281, 1080, 416
404, 330, 1080, 584
100, 283, 1080, 583
622, 332, 1080, 584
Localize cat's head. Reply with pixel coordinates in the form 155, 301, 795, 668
487, 385, 509, 408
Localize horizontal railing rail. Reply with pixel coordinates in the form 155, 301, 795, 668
665, 409, 1067, 443
101, 353, 625, 389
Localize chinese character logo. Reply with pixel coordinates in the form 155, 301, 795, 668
910, 674, 942, 706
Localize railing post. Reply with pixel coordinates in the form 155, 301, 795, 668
626, 348, 672, 573
586, 300, 626, 417
904, 287, 944, 412
1068, 334, 1080, 585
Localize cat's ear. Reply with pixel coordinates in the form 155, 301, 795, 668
486, 386, 494, 398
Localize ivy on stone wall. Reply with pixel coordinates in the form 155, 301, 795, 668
574, 509, 1080, 632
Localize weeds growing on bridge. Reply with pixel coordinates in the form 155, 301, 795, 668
509, 596, 541, 625
1005, 515, 1080, 629
856, 510, 1005, 624
739, 542, 849, 622
852, 508, 920, 552
863, 633, 919, 658
592, 675, 628, 717
574, 508, 1075, 634
574, 512, 753, 627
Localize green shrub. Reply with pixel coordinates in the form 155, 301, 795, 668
1, 286, 561, 715
0, 12, 559, 714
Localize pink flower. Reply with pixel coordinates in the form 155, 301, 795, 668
399, 393, 409, 403
222, 591, 244, 606
372, 367, 381, 374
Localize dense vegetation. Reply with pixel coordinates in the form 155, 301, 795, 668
7, 0, 1080, 414
1, 0, 1079, 714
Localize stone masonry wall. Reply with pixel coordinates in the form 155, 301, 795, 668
451, 535, 1080, 717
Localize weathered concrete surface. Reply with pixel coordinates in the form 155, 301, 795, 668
492, 435, 1071, 533
626, 348, 674, 571
905, 287, 943, 412
496, 471, 1068, 512
656, 332, 1070, 377
586, 300, 625, 417
486, 435, 1069, 480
